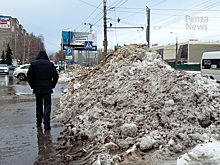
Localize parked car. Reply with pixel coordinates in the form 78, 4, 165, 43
13, 64, 30, 81
8, 65, 17, 70
50, 61, 60, 73
201, 51, 220, 82
0, 64, 9, 75
55, 64, 60, 72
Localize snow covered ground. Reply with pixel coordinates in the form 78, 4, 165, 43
177, 140, 220, 165
54, 45, 220, 165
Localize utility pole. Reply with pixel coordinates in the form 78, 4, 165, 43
175, 36, 178, 68
103, 0, 107, 57
108, 27, 144, 30
170, 32, 178, 69
146, 6, 150, 48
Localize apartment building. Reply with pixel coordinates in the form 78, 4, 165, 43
0, 15, 28, 62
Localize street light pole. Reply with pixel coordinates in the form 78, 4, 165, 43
170, 32, 178, 69
103, 0, 107, 57
146, 6, 150, 48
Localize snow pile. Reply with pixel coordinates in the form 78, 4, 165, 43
58, 64, 88, 83
54, 44, 220, 164
177, 140, 220, 165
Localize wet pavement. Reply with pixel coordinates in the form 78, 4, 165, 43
0, 71, 67, 165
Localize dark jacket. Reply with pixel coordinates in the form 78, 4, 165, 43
27, 50, 59, 94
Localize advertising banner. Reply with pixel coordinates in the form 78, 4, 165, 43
0, 17, 10, 28
62, 31, 97, 51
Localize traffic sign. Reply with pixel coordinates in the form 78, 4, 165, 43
63, 45, 97, 51
66, 49, 73, 55
66, 56, 72, 60
85, 41, 93, 49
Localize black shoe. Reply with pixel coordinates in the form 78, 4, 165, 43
44, 124, 51, 130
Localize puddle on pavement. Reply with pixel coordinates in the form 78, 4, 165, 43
0, 99, 66, 165
16, 93, 34, 96
0, 73, 69, 164
0, 122, 64, 165
0, 72, 16, 86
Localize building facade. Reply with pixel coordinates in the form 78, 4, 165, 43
151, 42, 220, 64
0, 15, 29, 64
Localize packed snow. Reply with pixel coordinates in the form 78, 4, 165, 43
177, 139, 220, 165
58, 64, 88, 83
53, 44, 220, 165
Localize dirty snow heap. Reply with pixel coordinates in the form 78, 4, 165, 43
54, 44, 220, 164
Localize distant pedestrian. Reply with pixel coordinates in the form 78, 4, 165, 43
27, 50, 59, 130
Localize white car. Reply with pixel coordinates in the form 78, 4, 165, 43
0, 64, 9, 75
13, 64, 30, 81
50, 61, 60, 72
55, 64, 60, 72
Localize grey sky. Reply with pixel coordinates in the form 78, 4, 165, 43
0, 0, 220, 54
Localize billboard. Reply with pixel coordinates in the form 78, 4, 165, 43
0, 17, 10, 28
62, 31, 97, 51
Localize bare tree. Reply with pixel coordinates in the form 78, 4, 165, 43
26, 33, 45, 63
9, 29, 45, 64
55, 50, 65, 63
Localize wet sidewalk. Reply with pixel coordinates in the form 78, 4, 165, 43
0, 101, 64, 165
0, 75, 67, 165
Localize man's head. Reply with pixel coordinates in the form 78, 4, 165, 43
36, 50, 49, 61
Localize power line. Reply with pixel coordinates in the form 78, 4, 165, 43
152, 0, 220, 30
107, 0, 147, 46
116, 7, 144, 10
106, 0, 147, 46
113, 8, 220, 14
88, 10, 104, 25
109, 0, 122, 8
79, 10, 103, 32
151, 9, 220, 11
151, 13, 220, 17
125, 33, 145, 44
116, 0, 128, 8
76, 0, 105, 33
87, 0, 130, 32
113, 10, 145, 14
153, 0, 217, 26
112, 0, 124, 7
121, 9, 145, 20
78, 1, 127, 33
120, 20, 146, 26
150, 0, 220, 46
75, 1, 103, 31
112, 7, 220, 11
108, 0, 128, 9
78, 0, 102, 10
151, 0, 167, 8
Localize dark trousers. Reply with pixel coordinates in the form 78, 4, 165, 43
35, 94, 51, 124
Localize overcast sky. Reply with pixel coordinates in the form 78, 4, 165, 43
0, 0, 220, 54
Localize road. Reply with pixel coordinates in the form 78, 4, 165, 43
0, 71, 67, 165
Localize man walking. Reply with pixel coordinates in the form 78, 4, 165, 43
27, 50, 59, 130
